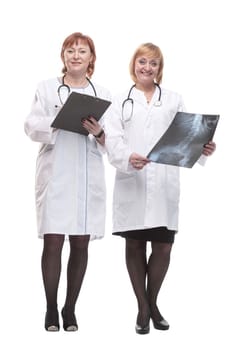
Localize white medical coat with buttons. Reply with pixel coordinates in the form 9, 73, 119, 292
105, 87, 199, 234
25, 78, 111, 240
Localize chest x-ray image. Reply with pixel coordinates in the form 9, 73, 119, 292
147, 112, 219, 168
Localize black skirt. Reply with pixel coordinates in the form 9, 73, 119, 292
113, 226, 175, 243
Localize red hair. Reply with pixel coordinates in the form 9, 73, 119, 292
60, 32, 96, 78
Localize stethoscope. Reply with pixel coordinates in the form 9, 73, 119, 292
57, 75, 97, 106
121, 82, 162, 123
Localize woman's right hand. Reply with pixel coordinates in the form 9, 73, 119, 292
129, 153, 150, 170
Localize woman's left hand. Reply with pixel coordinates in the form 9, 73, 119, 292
202, 141, 216, 156
82, 116, 102, 136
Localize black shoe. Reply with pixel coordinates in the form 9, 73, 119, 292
152, 317, 169, 331
135, 323, 150, 334
45, 309, 60, 331
135, 311, 150, 334
61, 308, 78, 332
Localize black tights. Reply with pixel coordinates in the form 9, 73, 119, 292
41, 234, 90, 315
125, 238, 172, 326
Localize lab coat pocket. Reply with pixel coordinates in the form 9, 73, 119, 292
36, 144, 54, 186
113, 173, 137, 225
88, 150, 105, 196
167, 166, 180, 203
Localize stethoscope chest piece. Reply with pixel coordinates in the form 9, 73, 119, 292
154, 100, 162, 107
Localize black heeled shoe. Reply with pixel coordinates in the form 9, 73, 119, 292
151, 316, 169, 331
135, 323, 150, 334
61, 308, 78, 332
135, 312, 150, 334
45, 309, 60, 331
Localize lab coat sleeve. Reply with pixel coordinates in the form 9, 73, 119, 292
95, 139, 106, 154
87, 122, 106, 155
197, 154, 207, 166
24, 88, 58, 144
104, 101, 133, 173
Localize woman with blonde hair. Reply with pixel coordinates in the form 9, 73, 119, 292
105, 42, 216, 334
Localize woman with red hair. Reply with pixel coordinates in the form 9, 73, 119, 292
25, 32, 111, 332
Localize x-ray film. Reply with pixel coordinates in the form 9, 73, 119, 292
147, 112, 219, 168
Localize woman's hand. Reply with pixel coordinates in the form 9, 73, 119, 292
82, 116, 102, 136
202, 141, 216, 156
129, 152, 150, 170
82, 116, 105, 145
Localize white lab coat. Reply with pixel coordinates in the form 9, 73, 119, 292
105, 86, 200, 234
25, 78, 111, 240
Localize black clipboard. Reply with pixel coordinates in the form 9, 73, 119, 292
147, 112, 219, 168
51, 91, 111, 135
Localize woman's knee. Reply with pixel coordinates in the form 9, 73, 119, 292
69, 235, 90, 250
151, 242, 173, 257
43, 234, 65, 254
126, 238, 147, 253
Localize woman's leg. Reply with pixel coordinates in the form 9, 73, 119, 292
62, 235, 90, 330
125, 238, 150, 330
41, 234, 65, 330
147, 242, 173, 328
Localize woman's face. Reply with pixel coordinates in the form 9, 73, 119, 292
134, 55, 160, 84
63, 41, 92, 75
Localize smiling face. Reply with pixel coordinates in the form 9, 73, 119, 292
60, 32, 96, 77
134, 56, 160, 85
63, 41, 93, 76
129, 43, 164, 85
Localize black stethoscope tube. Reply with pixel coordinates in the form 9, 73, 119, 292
57, 75, 97, 106
121, 82, 162, 122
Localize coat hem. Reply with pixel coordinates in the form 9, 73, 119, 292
38, 232, 104, 241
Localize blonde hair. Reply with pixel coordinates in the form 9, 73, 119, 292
129, 43, 164, 84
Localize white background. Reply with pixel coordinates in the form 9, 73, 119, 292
0, 0, 232, 349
